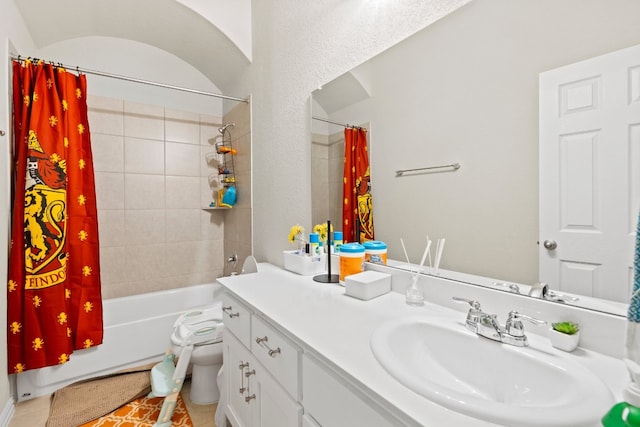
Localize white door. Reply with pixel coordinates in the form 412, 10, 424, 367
539, 44, 640, 303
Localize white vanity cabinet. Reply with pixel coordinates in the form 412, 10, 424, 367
222, 293, 303, 427
218, 265, 628, 427
221, 290, 408, 427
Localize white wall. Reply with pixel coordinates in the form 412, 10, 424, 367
309, 0, 640, 285
246, 0, 472, 265
177, 0, 252, 61
0, 0, 38, 417
37, 36, 225, 116
369, 0, 640, 284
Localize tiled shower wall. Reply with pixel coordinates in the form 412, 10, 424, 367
88, 95, 251, 299
311, 133, 330, 226
220, 101, 252, 276
311, 132, 343, 231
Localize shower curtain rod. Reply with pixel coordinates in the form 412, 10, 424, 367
10, 55, 248, 103
312, 116, 367, 130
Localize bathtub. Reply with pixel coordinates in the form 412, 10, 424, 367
15, 282, 221, 401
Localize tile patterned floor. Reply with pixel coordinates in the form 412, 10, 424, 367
8, 379, 218, 427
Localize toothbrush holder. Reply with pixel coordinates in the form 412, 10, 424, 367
406, 274, 424, 306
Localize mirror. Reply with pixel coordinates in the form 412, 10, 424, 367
311, 0, 640, 316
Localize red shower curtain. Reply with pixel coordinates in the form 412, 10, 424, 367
342, 127, 374, 243
7, 60, 103, 373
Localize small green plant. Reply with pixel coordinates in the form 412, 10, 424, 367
552, 321, 580, 335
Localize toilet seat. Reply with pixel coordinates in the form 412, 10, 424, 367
171, 301, 224, 347
167, 300, 226, 405
172, 321, 223, 346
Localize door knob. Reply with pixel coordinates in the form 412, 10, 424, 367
543, 240, 557, 250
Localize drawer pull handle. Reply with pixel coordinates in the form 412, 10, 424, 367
255, 336, 281, 358
224, 306, 239, 317
244, 369, 256, 378
239, 361, 249, 394
268, 348, 281, 357
245, 393, 256, 403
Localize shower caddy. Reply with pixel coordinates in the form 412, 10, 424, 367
205, 124, 237, 209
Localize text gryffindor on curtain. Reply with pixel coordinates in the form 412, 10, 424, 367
8, 59, 103, 373
342, 127, 374, 244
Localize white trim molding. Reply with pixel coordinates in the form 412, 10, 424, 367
0, 397, 15, 427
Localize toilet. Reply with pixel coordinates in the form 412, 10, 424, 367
171, 301, 224, 404
170, 256, 258, 413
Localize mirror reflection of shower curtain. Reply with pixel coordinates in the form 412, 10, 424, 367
7, 60, 103, 373
342, 127, 374, 243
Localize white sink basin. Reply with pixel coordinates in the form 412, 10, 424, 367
370, 316, 614, 427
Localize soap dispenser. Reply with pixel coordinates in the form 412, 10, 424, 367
602, 360, 640, 426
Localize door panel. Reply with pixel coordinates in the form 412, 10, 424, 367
540, 44, 640, 303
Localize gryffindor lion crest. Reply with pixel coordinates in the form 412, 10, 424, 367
23, 130, 68, 289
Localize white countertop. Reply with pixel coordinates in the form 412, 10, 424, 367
217, 263, 628, 427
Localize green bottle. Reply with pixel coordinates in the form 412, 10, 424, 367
602, 402, 640, 426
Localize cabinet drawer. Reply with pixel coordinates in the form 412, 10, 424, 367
222, 293, 251, 348
251, 315, 301, 399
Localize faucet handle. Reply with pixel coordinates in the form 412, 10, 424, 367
452, 296, 481, 310
452, 297, 483, 331
505, 311, 546, 337
528, 282, 549, 298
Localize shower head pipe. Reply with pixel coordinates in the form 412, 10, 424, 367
218, 123, 236, 134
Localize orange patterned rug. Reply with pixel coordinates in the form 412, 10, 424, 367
79, 394, 193, 427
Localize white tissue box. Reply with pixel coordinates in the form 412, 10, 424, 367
345, 271, 391, 300
283, 250, 326, 276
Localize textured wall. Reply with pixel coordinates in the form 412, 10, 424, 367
247, 0, 471, 264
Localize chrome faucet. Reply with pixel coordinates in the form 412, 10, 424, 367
503, 311, 547, 346
528, 282, 580, 303
451, 296, 483, 332
453, 297, 546, 347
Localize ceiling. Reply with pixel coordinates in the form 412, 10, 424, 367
313, 61, 372, 117
14, 0, 250, 93
15, 0, 378, 111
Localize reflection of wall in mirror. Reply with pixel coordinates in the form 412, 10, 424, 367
312, 90, 372, 237
315, 0, 640, 291
311, 124, 370, 238
311, 132, 343, 228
